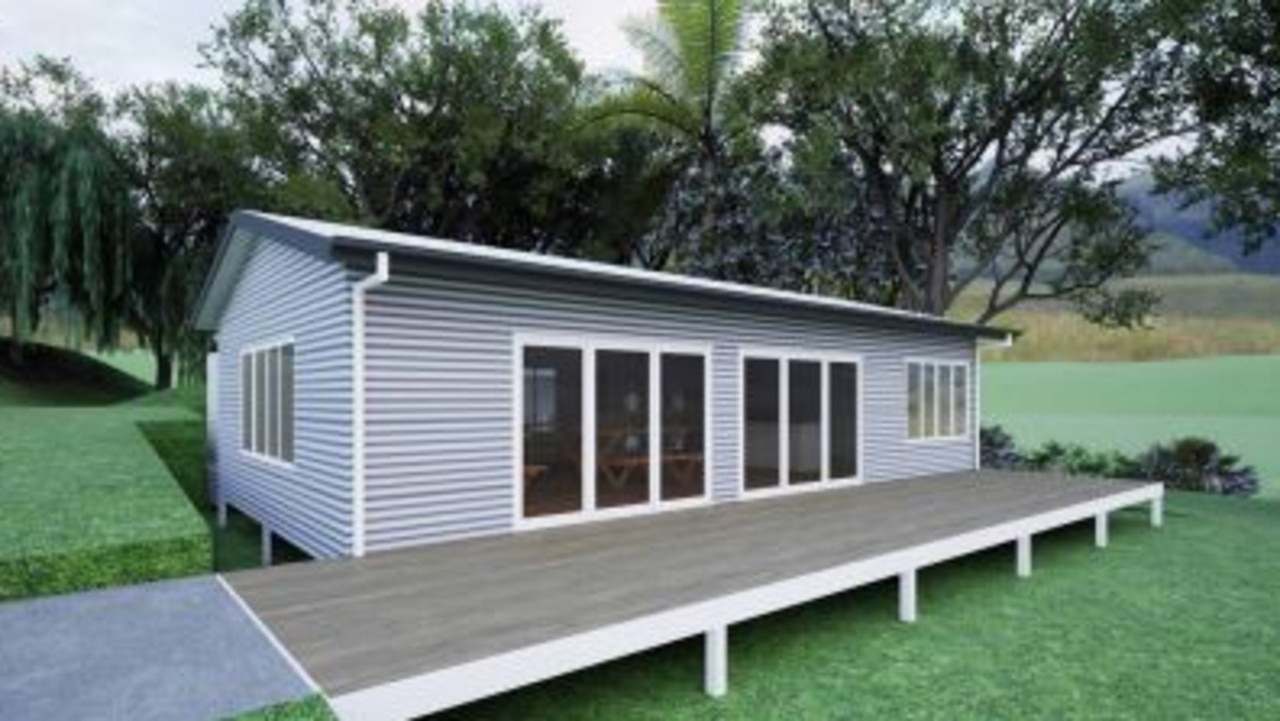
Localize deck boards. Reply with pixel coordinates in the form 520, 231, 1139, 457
226, 471, 1148, 697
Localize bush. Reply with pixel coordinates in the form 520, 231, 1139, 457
980, 425, 1260, 497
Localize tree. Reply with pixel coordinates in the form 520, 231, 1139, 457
1155, 0, 1279, 252
115, 83, 264, 388
591, 0, 753, 267
203, 0, 601, 253
0, 58, 132, 360
746, 0, 1195, 324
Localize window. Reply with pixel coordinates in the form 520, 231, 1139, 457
519, 339, 708, 522
907, 360, 970, 440
742, 353, 861, 493
522, 347, 583, 518
241, 342, 295, 463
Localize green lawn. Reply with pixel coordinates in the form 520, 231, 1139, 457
983, 355, 1280, 498
434, 493, 1280, 720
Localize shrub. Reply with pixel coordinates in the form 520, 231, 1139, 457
980, 425, 1260, 497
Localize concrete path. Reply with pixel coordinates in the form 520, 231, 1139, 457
0, 576, 315, 721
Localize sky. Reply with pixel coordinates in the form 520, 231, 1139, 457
0, 0, 649, 93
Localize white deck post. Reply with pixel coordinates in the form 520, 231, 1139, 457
1151, 496, 1164, 528
1095, 512, 1109, 548
261, 525, 274, 567
1016, 535, 1032, 578
898, 569, 918, 623
217, 502, 228, 529
705, 626, 728, 698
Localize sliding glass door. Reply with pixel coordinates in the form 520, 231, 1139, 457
742, 352, 862, 494
520, 338, 708, 523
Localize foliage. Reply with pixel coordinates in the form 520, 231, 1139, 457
114, 83, 265, 388
1155, 0, 1279, 252
744, 0, 1193, 325
203, 0, 606, 254
0, 58, 133, 351
0, 399, 210, 600
591, 0, 754, 267
981, 424, 1259, 497
230, 696, 336, 721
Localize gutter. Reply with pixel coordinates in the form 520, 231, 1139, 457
352, 251, 390, 557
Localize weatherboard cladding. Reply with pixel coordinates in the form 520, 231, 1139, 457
216, 233, 354, 559
361, 257, 976, 553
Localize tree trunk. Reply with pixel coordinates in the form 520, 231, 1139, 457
153, 348, 174, 390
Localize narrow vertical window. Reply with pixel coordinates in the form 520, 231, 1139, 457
907, 363, 923, 439
788, 360, 822, 484
744, 358, 781, 489
661, 354, 705, 501
829, 362, 859, 479
265, 347, 280, 459
938, 365, 953, 437
596, 350, 651, 509
522, 346, 583, 518
922, 364, 936, 438
954, 365, 968, 437
241, 354, 252, 450
281, 345, 295, 462
253, 352, 267, 455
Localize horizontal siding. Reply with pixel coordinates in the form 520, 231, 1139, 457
363, 260, 976, 553
216, 235, 353, 559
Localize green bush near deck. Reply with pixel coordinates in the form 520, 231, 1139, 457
0, 406, 211, 601
228, 695, 336, 720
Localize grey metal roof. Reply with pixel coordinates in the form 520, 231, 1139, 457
192, 210, 1012, 342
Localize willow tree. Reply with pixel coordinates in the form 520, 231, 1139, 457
0, 106, 132, 360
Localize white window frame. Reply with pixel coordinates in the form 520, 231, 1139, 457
239, 337, 296, 468
904, 358, 971, 443
738, 347, 865, 500
512, 332, 713, 531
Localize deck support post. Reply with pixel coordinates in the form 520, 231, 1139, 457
705, 625, 728, 698
1095, 512, 1109, 548
217, 501, 228, 529
1016, 535, 1032, 578
261, 525, 273, 567
898, 569, 918, 623
1151, 497, 1164, 528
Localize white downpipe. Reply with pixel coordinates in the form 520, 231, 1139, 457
352, 251, 391, 557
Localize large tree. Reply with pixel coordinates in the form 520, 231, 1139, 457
745, 0, 1196, 324
0, 58, 132, 358
591, 0, 754, 267
115, 83, 264, 388
1155, 0, 1279, 252
203, 0, 602, 253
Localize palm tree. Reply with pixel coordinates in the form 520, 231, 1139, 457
589, 0, 752, 267
604, 0, 750, 166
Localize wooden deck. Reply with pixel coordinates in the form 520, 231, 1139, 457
223, 471, 1164, 720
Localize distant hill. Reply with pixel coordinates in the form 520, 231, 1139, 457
1120, 175, 1280, 275
1142, 231, 1238, 275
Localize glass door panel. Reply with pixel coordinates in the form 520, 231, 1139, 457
596, 350, 651, 509
522, 346, 583, 518
661, 353, 705, 501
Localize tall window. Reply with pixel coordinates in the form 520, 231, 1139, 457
743, 354, 861, 492
522, 347, 583, 518
520, 341, 707, 521
241, 342, 295, 463
907, 360, 970, 440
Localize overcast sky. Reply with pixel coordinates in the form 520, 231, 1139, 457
0, 0, 649, 93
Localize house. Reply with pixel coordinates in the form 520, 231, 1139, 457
193, 210, 1014, 561
194, 212, 1165, 719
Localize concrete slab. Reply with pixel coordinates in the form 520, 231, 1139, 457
0, 576, 314, 721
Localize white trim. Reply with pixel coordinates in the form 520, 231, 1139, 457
738, 347, 865, 500
351, 251, 390, 557
513, 332, 714, 531
973, 343, 982, 469
215, 575, 321, 694
329, 482, 1164, 721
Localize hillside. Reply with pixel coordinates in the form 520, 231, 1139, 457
1120, 175, 1280, 274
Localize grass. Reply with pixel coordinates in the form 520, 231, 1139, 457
229, 695, 336, 720
983, 356, 1280, 498
430, 492, 1280, 720
0, 404, 210, 600
952, 272, 1280, 362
